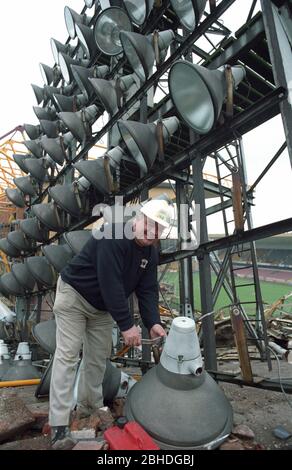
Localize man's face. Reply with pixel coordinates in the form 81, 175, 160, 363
134, 215, 165, 246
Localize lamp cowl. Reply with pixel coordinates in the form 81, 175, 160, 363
24, 123, 42, 140
94, 6, 133, 56
71, 64, 109, 101
20, 217, 49, 243
64, 6, 91, 39
120, 29, 174, 82
13, 154, 30, 174
0, 238, 21, 258
170, 0, 207, 32
124, 0, 154, 26
40, 133, 73, 165
32, 202, 66, 232
23, 139, 43, 159
33, 106, 56, 122
48, 182, 90, 218
168, 60, 246, 134
5, 188, 26, 208
58, 105, 99, 143
50, 37, 75, 65
13, 176, 37, 197
125, 316, 233, 450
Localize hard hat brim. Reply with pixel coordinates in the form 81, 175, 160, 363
140, 207, 170, 229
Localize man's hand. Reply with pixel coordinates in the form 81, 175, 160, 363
122, 325, 142, 347
149, 324, 166, 339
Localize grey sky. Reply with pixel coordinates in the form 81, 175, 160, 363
0, 0, 290, 233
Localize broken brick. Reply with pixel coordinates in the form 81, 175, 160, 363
97, 407, 114, 431
71, 413, 102, 439
72, 440, 105, 451
233, 424, 255, 440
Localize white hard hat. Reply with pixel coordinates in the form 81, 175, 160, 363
140, 197, 173, 229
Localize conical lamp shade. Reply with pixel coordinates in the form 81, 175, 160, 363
50, 38, 74, 65
63, 230, 91, 254
170, 0, 207, 31
74, 158, 110, 194
13, 176, 37, 197
168, 61, 246, 134
76, 23, 98, 59
25, 256, 56, 288
5, 188, 26, 208
48, 184, 86, 218
40, 134, 72, 165
0, 272, 25, 297
58, 105, 99, 142
44, 84, 72, 100
7, 231, 34, 253
33, 106, 56, 121
40, 63, 55, 86
124, 0, 153, 26
23, 139, 43, 158
120, 31, 154, 82
64, 6, 91, 39
117, 120, 157, 172
23, 158, 49, 183
120, 29, 174, 81
0, 278, 12, 299
125, 317, 233, 449
11, 263, 36, 292
32, 319, 56, 355
13, 154, 30, 174
32, 203, 64, 232
31, 84, 45, 105
71, 64, 109, 101
24, 123, 42, 140
39, 119, 62, 138
42, 244, 73, 272
74, 145, 124, 191
88, 78, 118, 115
59, 52, 89, 84
20, 217, 49, 243
94, 7, 133, 56
52, 94, 80, 113
0, 238, 21, 258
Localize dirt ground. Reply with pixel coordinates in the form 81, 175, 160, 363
218, 359, 292, 449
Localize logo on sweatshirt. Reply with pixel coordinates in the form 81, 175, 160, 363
140, 259, 148, 269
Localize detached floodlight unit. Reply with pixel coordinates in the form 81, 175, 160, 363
168, 61, 246, 134
125, 317, 233, 449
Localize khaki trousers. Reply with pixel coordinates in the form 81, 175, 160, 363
49, 277, 113, 427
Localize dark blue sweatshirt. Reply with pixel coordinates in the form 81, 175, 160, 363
60, 230, 160, 332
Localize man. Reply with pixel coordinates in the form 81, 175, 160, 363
49, 198, 173, 449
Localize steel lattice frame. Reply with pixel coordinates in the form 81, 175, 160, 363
1, 0, 291, 386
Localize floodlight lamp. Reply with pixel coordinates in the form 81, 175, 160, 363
94, 7, 133, 56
